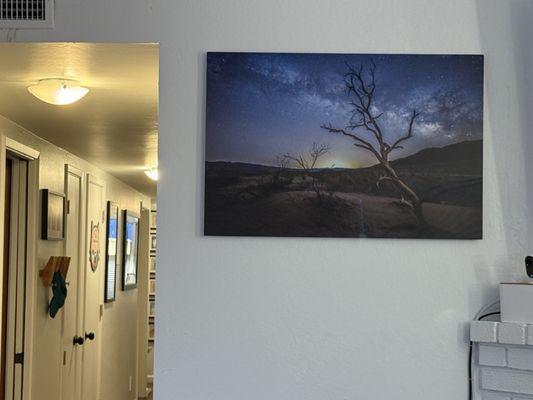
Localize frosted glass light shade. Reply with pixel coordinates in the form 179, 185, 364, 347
144, 168, 159, 181
28, 79, 89, 105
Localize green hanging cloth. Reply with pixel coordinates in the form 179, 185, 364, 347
49, 271, 68, 319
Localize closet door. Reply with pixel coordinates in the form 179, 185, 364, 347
61, 166, 84, 400
81, 175, 105, 400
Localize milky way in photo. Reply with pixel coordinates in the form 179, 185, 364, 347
206, 53, 483, 169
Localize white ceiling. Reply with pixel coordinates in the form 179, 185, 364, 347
0, 42, 159, 197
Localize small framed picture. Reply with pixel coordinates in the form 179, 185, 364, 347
149, 278, 156, 295
149, 256, 156, 273
41, 190, 66, 240
122, 210, 140, 291
150, 234, 156, 252
104, 201, 119, 302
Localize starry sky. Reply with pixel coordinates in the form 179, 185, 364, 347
206, 53, 483, 169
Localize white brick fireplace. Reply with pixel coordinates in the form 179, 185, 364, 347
471, 320, 533, 399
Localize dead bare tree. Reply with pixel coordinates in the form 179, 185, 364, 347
275, 154, 290, 171
321, 62, 426, 226
272, 154, 290, 188
284, 143, 330, 201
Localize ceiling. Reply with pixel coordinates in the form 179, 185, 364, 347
0, 42, 159, 197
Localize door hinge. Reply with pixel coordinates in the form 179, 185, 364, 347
14, 352, 24, 365
67, 200, 70, 214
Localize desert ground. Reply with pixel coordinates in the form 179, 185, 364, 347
205, 190, 481, 238
204, 140, 482, 239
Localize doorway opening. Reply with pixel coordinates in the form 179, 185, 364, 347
3, 154, 29, 400
0, 43, 158, 400
1, 138, 40, 400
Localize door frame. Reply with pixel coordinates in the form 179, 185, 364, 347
4, 153, 28, 400
136, 205, 151, 398
0, 136, 39, 400
60, 164, 85, 400
82, 174, 105, 400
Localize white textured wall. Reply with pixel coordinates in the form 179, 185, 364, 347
8, 0, 533, 399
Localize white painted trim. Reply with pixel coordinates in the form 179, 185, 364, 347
60, 164, 86, 400
83, 174, 105, 400
0, 136, 5, 398
21, 150, 39, 400
5, 154, 22, 400
65, 164, 83, 179
5, 138, 40, 161
137, 206, 151, 398
0, 136, 39, 400
87, 173, 104, 188
14, 159, 28, 400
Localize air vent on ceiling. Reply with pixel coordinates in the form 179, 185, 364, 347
0, 0, 54, 28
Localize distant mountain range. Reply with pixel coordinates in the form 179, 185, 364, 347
206, 161, 278, 175
390, 139, 482, 174
206, 139, 483, 176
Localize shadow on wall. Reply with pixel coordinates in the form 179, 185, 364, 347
465, 0, 533, 317
508, 0, 533, 253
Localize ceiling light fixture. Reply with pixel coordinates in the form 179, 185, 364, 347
28, 78, 89, 105
144, 167, 159, 181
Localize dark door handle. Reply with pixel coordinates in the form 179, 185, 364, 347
85, 332, 95, 341
73, 336, 84, 346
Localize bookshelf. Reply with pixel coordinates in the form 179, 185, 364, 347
147, 209, 156, 381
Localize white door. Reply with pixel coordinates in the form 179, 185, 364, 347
81, 175, 105, 400
4, 156, 28, 400
61, 166, 84, 400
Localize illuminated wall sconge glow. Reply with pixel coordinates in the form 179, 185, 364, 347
144, 168, 159, 181
28, 78, 89, 105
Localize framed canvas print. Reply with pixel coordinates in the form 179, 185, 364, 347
104, 201, 119, 302
41, 189, 65, 240
205, 52, 483, 239
122, 209, 139, 290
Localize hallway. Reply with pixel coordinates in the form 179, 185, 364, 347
0, 43, 158, 400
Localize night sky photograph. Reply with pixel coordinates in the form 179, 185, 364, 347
205, 52, 483, 239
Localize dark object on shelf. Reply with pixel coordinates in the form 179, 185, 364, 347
525, 256, 533, 278
41, 189, 66, 240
